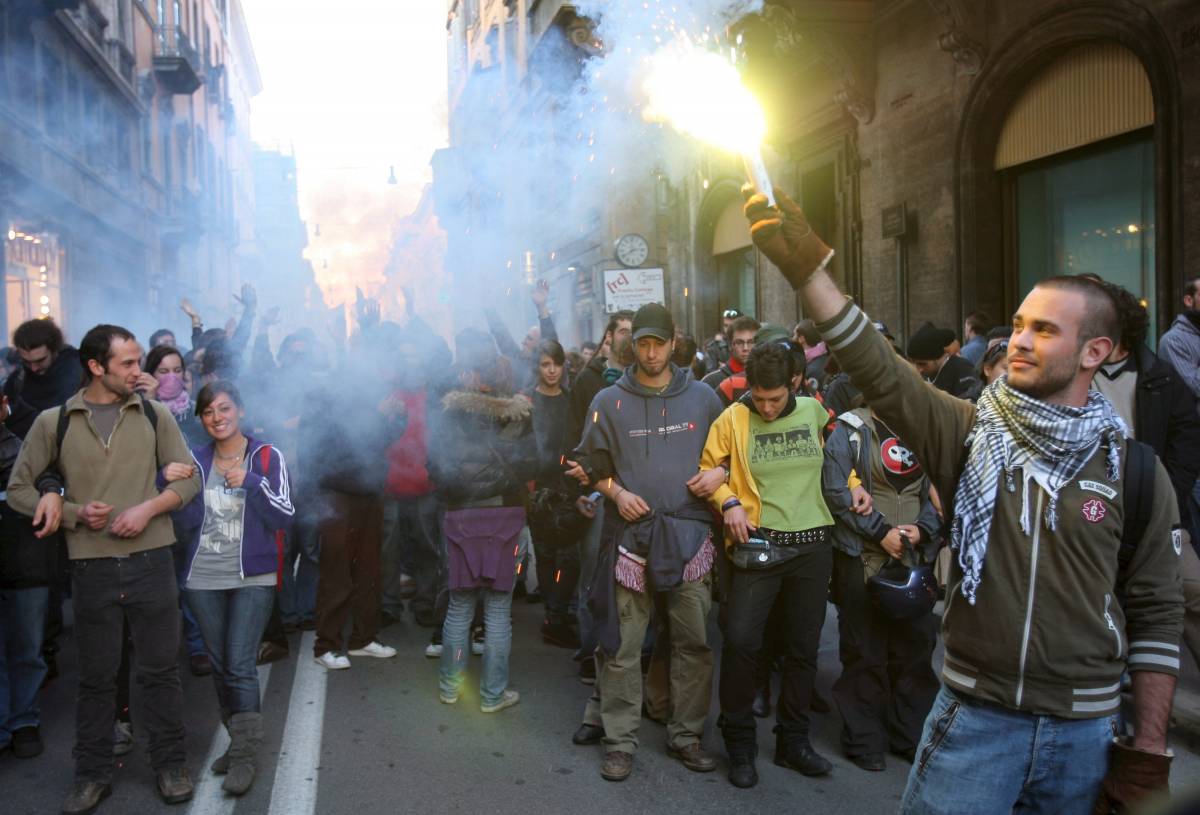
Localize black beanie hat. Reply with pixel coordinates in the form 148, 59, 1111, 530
907, 322, 956, 361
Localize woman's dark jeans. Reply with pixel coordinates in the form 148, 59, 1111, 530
184, 586, 275, 715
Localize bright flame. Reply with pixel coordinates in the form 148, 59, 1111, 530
642, 46, 766, 154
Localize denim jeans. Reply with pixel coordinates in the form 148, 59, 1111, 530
380, 495, 442, 619
439, 587, 514, 706
71, 547, 186, 782
171, 534, 206, 657
0, 586, 50, 744
900, 686, 1116, 815
184, 586, 275, 715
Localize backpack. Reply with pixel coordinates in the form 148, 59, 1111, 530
1118, 438, 1155, 587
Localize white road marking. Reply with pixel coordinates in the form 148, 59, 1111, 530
267, 631, 327, 815
188, 663, 272, 815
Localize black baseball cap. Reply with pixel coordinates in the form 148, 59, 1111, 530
632, 303, 675, 342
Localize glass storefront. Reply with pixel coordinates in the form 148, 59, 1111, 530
4, 224, 65, 338
1015, 131, 1156, 340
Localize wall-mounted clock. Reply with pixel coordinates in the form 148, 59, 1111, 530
614, 233, 649, 268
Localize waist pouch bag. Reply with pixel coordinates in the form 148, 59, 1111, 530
729, 527, 829, 571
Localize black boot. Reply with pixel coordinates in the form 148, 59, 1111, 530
727, 742, 759, 789
774, 727, 832, 777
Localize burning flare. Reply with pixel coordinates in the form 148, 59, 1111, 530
641, 44, 774, 204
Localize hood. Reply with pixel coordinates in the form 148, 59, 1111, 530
615, 363, 691, 398
737, 388, 798, 420
441, 389, 532, 423
1172, 312, 1200, 336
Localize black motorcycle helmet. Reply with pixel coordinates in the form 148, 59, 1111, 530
866, 559, 938, 620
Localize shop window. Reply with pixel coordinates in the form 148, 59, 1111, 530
1013, 131, 1155, 339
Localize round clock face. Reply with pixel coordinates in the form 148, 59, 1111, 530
615, 233, 649, 268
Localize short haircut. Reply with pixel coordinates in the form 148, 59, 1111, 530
729, 315, 762, 337
581, 341, 598, 353
201, 337, 234, 378
986, 325, 1011, 342
13, 318, 64, 353
1186, 276, 1200, 300
795, 319, 821, 346
148, 328, 176, 347
965, 310, 991, 336
1033, 276, 1121, 347
79, 324, 136, 382
536, 338, 565, 367
145, 344, 185, 377
1095, 279, 1149, 350
745, 342, 796, 391
195, 380, 243, 417
602, 310, 635, 346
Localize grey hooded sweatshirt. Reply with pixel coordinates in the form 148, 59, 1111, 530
575, 363, 723, 511
575, 362, 723, 654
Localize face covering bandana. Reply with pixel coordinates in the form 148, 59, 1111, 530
156, 372, 190, 412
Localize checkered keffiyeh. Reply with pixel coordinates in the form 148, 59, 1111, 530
951, 378, 1128, 605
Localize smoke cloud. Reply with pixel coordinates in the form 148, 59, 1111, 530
438, 0, 764, 342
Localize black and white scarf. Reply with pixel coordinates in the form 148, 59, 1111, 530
951, 378, 1128, 605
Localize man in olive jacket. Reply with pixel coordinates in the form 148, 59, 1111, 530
8, 324, 202, 815
744, 190, 1182, 814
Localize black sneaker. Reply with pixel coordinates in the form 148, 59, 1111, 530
12, 726, 43, 759
578, 658, 597, 685
541, 618, 581, 649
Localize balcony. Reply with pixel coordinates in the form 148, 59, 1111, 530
153, 25, 203, 95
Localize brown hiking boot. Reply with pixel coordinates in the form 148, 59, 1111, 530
600, 750, 633, 782
668, 742, 717, 773
62, 780, 111, 814
156, 766, 194, 805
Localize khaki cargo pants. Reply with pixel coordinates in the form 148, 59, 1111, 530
597, 574, 713, 754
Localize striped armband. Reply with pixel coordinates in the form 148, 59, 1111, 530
1127, 639, 1181, 672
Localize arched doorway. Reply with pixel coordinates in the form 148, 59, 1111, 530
955, 1, 1180, 333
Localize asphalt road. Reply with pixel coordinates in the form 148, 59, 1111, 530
4, 599, 1199, 815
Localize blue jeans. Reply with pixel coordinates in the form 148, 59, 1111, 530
439, 588, 514, 706
900, 686, 1116, 815
0, 587, 49, 744
184, 586, 275, 715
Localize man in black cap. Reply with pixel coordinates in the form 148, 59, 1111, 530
573, 302, 725, 782
906, 322, 980, 401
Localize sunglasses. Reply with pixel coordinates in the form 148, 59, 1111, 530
982, 341, 1009, 365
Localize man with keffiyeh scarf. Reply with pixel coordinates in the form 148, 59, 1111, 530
744, 187, 1183, 815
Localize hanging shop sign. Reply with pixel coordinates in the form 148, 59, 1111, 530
603, 267, 664, 314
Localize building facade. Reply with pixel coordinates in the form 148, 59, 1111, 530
436, 0, 1198, 352
0, 0, 275, 345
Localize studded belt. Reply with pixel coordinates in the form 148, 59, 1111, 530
757, 527, 830, 546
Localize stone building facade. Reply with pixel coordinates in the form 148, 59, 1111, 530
437, 0, 1197, 350
0, 0, 272, 344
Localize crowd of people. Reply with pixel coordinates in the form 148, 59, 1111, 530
0, 193, 1196, 814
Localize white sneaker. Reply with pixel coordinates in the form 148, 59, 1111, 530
439, 691, 458, 705
425, 642, 443, 658
314, 652, 351, 670
348, 641, 397, 659
113, 721, 134, 756
481, 689, 520, 714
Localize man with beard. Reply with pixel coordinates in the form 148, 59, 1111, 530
744, 189, 1183, 814
4, 319, 83, 439
1159, 276, 1200, 397
8, 324, 202, 813
573, 303, 725, 782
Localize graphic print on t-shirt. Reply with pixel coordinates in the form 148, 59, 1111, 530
199, 478, 246, 555
750, 424, 820, 463
877, 418, 922, 492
